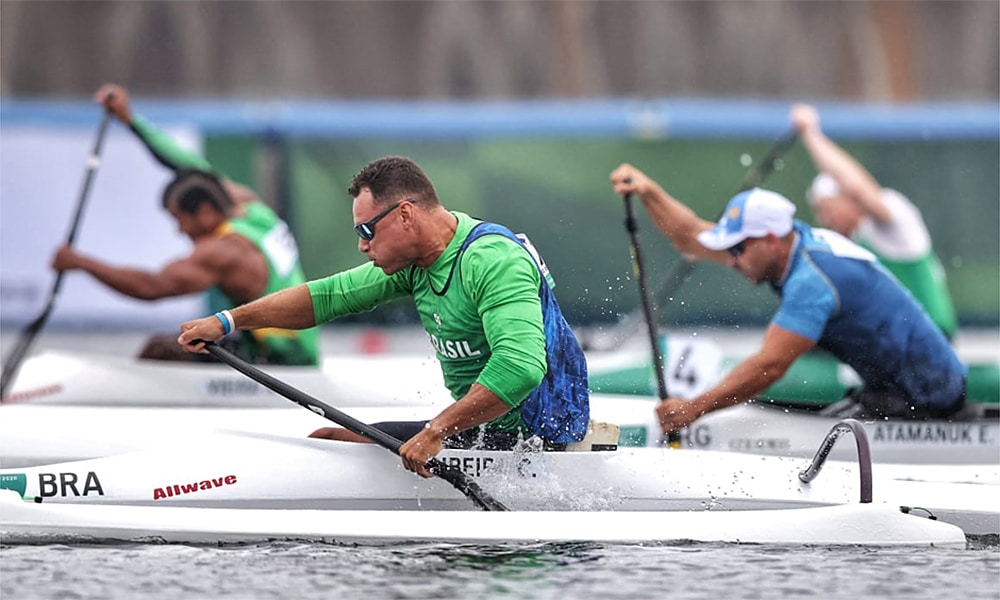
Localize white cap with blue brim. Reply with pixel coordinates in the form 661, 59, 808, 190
696, 188, 797, 251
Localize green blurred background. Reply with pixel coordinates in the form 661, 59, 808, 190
206, 135, 999, 328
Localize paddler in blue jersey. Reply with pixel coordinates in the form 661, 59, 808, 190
610, 164, 968, 432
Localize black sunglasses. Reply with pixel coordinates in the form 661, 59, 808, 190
354, 202, 402, 241
726, 240, 747, 258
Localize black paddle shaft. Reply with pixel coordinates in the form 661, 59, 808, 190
622, 191, 680, 448
204, 342, 509, 512
623, 193, 669, 401
0, 111, 114, 400
604, 131, 800, 352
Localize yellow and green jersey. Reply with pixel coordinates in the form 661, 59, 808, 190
215, 203, 318, 366
855, 189, 957, 338
131, 114, 318, 365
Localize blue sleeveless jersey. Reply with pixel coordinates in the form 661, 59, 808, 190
459, 223, 590, 443
771, 222, 966, 409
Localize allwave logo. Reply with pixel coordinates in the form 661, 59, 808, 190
153, 474, 238, 500
3, 384, 64, 404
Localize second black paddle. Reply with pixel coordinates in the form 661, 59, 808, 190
0, 109, 114, 400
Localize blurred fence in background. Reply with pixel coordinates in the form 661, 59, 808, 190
2, 1, 997, 101
2, 98, 997, 329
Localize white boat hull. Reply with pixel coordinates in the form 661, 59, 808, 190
0, 394, 675, 468
4, 350, 996, 466
2, 350, 451, 408
0, 490, 966, 548
3, 392, 997, 469
664, 403, 999, 465
1, 430, 996, 537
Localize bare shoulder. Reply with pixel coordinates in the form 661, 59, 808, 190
192, 234, 262, 269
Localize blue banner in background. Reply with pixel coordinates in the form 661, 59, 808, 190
2, 97, 998, 140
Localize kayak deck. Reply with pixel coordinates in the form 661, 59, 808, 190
2, 427, 997, 536
0, 490, 967, 548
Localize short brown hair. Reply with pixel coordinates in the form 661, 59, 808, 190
348, 156, 438, 207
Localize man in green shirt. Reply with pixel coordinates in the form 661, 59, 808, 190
791, 103, 957, 338
51, 83, 317, 365
178, 156, 589, 477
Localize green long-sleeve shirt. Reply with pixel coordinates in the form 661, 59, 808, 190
130, 115, 213, 173
307, 212, 548, 433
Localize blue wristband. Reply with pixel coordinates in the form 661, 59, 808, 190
214, 312, 231, 335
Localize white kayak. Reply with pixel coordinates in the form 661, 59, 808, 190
6, 392, 999, 473
0, 403, 425, 467
633, 402, 1000, 465
0, 429, 996, 538
588, 338, 999, 465
0, 490, 965, 548
1, 350, 451, 408
0, 391, 680, 467
1, 349, 996, 466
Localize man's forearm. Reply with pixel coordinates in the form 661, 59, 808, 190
690, 353, 787, 417
426, 383, 512, 438
130, 115, 214, 173
229, 284, 317, 331
75, 258, 168, 300
801, 128, 883, 198
639, 186, 714, 257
